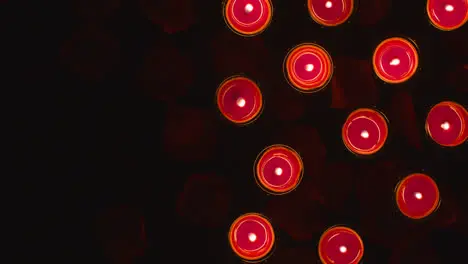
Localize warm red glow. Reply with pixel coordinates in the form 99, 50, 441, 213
216, 76, 263, 125
224, 0, 273, 36
427, 0, 468, 31
395, 173, 440, 220
255, 144, 304, 194
228, 213, 275, 261
308, 0, 354, 26
318, 226, 364, 264
425, 101, 468, 147
284, 43, 333, 93
373, 37, 419, 84
342, 108, 389, 155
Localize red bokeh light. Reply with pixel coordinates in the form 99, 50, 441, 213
373, 37, 419, 84
395, 173, 440, 220
255, 144, 304, 194
342, 108, 389, 155
308, 0, 354, 26
284, 43, 334, 93
425, 101, 468, 147
223, 0, 273, 36
216, 76, 263, 125
427, 0, 468, 31
318, 226, 364, 264
228, 213, 275, 262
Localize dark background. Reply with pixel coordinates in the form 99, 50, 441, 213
8, 0, 468, 263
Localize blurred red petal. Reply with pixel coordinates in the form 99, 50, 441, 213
96, 206, 146, 264
138, 41, 194, 102
177, 174, 232, 227
211, 32, 269, 78
162, 105, 217, 163
356, 0, 391, 26
59, 27, 120, 81
139, 0, 195, 33
388, 91, 422, 149
333, 56, 378, 108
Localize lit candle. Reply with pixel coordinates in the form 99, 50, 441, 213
229, 213, 275, 261
216, 76, 263, 125
373, 37, 419, 84
224, 0, 273, 36
425, 101, 468, 147
284, 43, 333, 93
308, 0, 354, 26
427, 0, 468, 31
342, 108, 389, 155
255, 145, 304, 194
395, 173, 440, 220
318, 226, 364, 264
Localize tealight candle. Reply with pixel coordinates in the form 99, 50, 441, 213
318, 226, 364, 264
228, 213, 275, 262
284, 43, 333, 93
395, 173, 440, 219
216, 76, 263, 125
425, 101, 468, 147
308, 0, 354, 26
255, 144, 304, 194
342, 108, 389, 155
224, 0, 273, 36
373, 37, 419, 84
427, 0, 468, 31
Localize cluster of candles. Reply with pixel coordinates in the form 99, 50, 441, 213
220, 0, 467, 263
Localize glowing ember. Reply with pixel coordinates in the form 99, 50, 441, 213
305, 63, 314, 72
441, 121, 450, 130
339, 246, 347, 253
274, 167, 283, 176
245, 3, 254, 13
445, 4, 454, 12
390, 58, 400, 66
325, 1, 333, 8
361, 130, 369, 139
414, 192, 423, 200
236, 97, 246, 107
248, 233, 257, 242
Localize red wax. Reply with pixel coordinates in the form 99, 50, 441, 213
228, 213, 275, 261
425, 101, 468, 147
373, 37, 419, 84
216, 76, 263, 125
255, 145, 304, 194
342, 108, 389, 155
224, 0, 273, 36
318, 226, 364, 264
284, 43, 333, 93
395, 173, 440, 219
427, 0, 468, 31
308, 0, 354, 26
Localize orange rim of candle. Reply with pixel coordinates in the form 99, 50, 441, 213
318, 225, 364, 264
425, 101, 468, 147
223, 0, 273, 37
307, 0, 354, 27
426, 0, 468, 31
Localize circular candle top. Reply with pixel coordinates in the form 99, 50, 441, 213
373, 37, 419, 84
216, 76, 263, 125
308, 0, 354, 26
284, 43, 333, 92
224, 0, 273, 36
318, 226, 364, 264
395, 173, 440, 219
228, 213, 275, 261
255, 145, 304, 194
342, 108, 389, 155
427, 0, 468, 31
426, 101, 468, 147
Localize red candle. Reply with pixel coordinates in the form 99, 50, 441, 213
372, 37, 419, 84
223, 0, 273, 36
427, 0, 468, 31
318, 226, 364, 264
307, 0, 354, 26
395, 173, 440, 220
425, 101, 468, 147
216, 76, 263, 125
342, 108, 389, 155
228, 213, 275, 262
284, 43, 334, 93
255, 145, 304, 194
